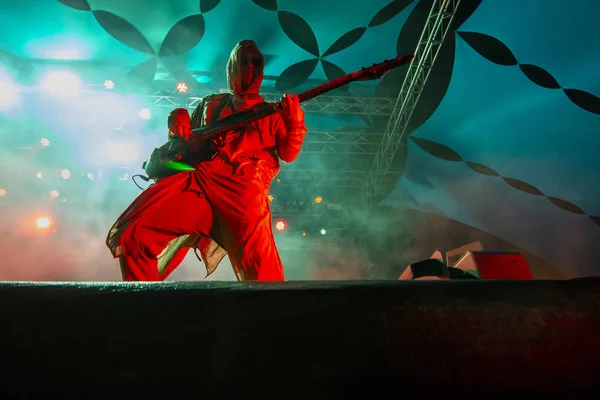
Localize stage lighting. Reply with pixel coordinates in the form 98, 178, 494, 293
36, 217, 51, 229
40, 70, 82, 98
320, 229, 326, 235
104, 79, 115, 90
60, 169, 71, 179
315, 196, 323, 204
176, 82, 188, 93
50, 190, 59, 198
40, 138, 50, 146
0, 188, 6, 196
36, 172, 42, 179
268, 195, 274, 202
87, 173, 95, 180
102, 140, 140, 165
275, 219, 286, 232
138, 108, 152, 120
0, 79, 19, 110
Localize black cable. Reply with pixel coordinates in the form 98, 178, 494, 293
132, 174, 150, 190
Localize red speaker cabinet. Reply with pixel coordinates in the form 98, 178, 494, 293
453, 251, 533, 280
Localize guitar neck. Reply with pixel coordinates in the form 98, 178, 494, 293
190, 73, 354, 142
297, 73, 353, 103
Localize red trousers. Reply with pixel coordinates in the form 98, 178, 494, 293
110, 157, 284, 281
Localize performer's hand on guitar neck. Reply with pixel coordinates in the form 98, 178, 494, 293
168, 108, 193, 140
275, 94, 304, 129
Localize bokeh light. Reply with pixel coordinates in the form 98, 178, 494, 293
36, 217, 51, 229
275, 219, 286, 231
138, 108, 152, 120
39, 70, 82, 99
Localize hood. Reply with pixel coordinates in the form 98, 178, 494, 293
226, 40, 264, 96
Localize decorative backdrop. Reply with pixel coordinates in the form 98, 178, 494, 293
0, 0, 598, 277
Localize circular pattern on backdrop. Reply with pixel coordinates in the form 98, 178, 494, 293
57, 0, 223, 89
251, 0, 417, 93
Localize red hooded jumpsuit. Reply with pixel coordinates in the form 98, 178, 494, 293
106, 40, 306, 281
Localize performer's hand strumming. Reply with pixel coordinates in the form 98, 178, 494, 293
277, 94, 304, 129
168, 108, 193, 140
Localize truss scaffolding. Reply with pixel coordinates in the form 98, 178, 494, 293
362, 0, 462, 207
275, 169, 400, 188
142, 93, 396, 115
83, 84, 397, 116
302, 130, 383, 154
276, 170, 367, 188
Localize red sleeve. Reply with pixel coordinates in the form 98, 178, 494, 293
274, 114, 307, 163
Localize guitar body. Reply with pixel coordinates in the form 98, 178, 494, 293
142, 106, 266, 181
142, 137, 211, 180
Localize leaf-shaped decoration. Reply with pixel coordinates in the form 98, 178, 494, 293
519, 64, 561, 89
389, 2, 458, 136
396, 0, 432, 56
589, 216, 600, 227
410, 137, 463, 162
128, 58, 158, 86
322, 27, 367, 57
388, 0, 457, 135
320, 60, 348, 92
374, 67, 404, 98
465, 162, 499, 177
0, 50, 35, 80
457, 31, 518, 66
503, 178, 545, 196
250, 0, 278, 11
199, 0, 221, 14
371, 67, 404, 132
160, 53, 189, 74
547, 197, 585, 215
277, 11, 320, 57
57, 0, 91, 11
563, 89, 600, 115
451, 0, 483, 30
159, 14, 205, 57
275, 59, 319, 91
161, 57, 201, 91
93, 10, 155, 55
369, 0, 413, 27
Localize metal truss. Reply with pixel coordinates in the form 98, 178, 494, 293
261, 93, 395, 115
302, 130, 383, 154
84, 83, 397, 115
362, 0, 462, 207
275, 169, 401, 188
143, 92, 396, 116
273, 166, 406, 188
276, 169, 367, 188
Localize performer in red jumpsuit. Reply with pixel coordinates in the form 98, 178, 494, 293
106, 40, 306, 281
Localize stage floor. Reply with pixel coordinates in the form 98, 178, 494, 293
1, 279, 599, 395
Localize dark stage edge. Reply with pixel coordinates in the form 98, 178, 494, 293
1, 280, 600, 396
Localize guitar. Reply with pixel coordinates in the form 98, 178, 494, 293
141, 54, 414, 181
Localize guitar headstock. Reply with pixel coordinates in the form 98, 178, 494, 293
351, 54, 414, 82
